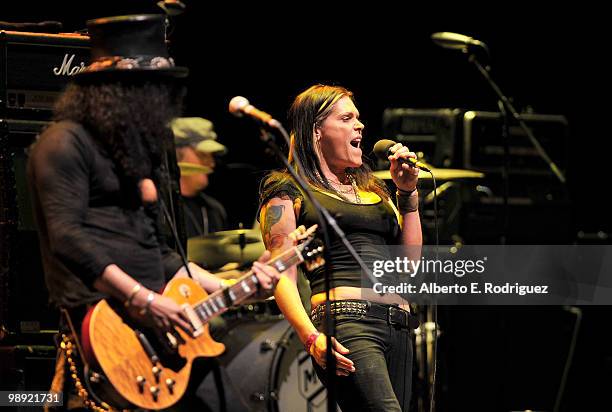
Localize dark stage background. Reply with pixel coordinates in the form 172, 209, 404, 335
2, 2, 611, 411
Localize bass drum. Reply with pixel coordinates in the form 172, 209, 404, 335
197, 314, 332, 411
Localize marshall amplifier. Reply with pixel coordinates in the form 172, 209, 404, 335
0, 30, 89, 120
463, 111, 569, 175
381, 108, 463, 168
0, 119, 57, 334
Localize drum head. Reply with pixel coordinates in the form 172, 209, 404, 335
271, 325, 330, 412
197, 317, 337, 411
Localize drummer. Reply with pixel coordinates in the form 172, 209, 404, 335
172, 117, 229, 237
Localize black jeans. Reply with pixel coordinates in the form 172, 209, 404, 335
312, 310, 413, 412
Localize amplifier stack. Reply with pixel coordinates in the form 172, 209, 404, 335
0, 30, 89, 334
381, 107, 571, 244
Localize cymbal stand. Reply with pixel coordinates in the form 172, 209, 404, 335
415, 305, 441, 412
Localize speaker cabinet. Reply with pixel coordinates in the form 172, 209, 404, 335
0, 119, 57, 334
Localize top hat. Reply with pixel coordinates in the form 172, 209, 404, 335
77, 14, 188, 79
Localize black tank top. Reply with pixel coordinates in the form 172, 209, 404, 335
262, 179, 401, 295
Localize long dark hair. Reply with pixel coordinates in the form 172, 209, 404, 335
261, 84, 388, 203
53, 79, 184, 206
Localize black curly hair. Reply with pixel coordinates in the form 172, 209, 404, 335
53, 79, 185, 205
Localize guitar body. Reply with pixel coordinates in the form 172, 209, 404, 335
84, 277, 225, 410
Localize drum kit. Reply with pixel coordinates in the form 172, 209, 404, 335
372, 168, 484, 181
187, 228, 265, 271
188, 227, 328, 411
197, 316, 330, 411
186, 165, 484, 411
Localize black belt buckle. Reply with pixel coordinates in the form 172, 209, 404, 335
387, 305, 407, 329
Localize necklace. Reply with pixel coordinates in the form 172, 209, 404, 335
329, 175, 361, 203
349, 176, 362, 204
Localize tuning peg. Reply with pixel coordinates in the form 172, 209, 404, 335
289, 225, 305, 241
305, 256, 325, 271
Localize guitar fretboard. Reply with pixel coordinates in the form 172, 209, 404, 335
191, 246, 304, 323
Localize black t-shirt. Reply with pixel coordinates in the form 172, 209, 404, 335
27, 121, 183, 308
181, 192, 228, 238
261, 176, 401, 295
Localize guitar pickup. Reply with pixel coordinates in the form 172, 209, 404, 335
181, 304, 203, 337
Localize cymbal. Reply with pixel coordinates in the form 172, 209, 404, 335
195, 228, 262, 244
187, 229, 264, 270
178, 161, 212, 175
373, 168, 484, 180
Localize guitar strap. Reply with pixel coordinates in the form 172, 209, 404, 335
60, 308, 89, 368
55, 308, 114, 411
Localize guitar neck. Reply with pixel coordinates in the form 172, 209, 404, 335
190, 246, 304, 323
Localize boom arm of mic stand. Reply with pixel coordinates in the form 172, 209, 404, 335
467, 54, 567, 185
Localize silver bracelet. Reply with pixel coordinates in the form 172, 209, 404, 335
139, 292, 155, 316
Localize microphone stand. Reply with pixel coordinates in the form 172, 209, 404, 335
466, 53, 567, 185
498, 99, 510, 245
257, 124, 382, 412
465, 52, 567, 245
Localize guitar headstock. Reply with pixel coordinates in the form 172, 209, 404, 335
291, 225, 325, 271
288, 224, 318, 243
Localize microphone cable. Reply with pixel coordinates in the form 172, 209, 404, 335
428, 171, 439, 412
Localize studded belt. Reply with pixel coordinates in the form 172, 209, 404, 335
310, 299, 420, 330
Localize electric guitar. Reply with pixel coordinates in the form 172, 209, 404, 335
79, 225, 323, 410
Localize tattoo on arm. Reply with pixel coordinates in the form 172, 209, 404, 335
262, 205, 285, 246
268, 233, 287, 249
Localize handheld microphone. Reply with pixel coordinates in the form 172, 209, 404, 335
431, 32, 489, 53
228, 96, 281, 129
373, 139, 431, 172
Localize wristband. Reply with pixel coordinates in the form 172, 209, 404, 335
396, 189, 419, 213
304, 331, 321, 354
397, 187, 417, 196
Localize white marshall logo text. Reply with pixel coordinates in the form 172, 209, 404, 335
53, 54, 86, 76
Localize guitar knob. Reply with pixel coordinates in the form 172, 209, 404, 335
150, 386, 160, 402
152, 366, 162, 383
166, 378, 175, 394
136, 376, 146, 393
